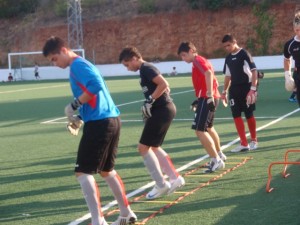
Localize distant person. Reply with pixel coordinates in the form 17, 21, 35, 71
284, 11, 300, 106
119, 46, 185, 199
177, 41, 226, 173
42, 36, 136, 225
34, 63, 40, 80
8, 73, 13, 82
169, 66, 178, 76
221, 34, 258, 152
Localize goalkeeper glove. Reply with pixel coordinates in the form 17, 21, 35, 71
65, 98, 82, 122
141, 95, 155, 119
284, 71, 295, 92
190, 100, 198, 112
221, 90, 228, 107
66, 115, 84, 136
246, 86, 257, 105
207, 97, 216, 112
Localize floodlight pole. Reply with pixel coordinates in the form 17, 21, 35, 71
67, 0, 83, 49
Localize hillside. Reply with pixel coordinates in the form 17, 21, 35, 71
0, 0, 299, 68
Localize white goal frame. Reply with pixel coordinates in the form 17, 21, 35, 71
8, 49, 85, 73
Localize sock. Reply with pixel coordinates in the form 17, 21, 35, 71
143, 150, 165, 188
247, 116, 257, 142
218, 151, 225, 158
77, 174, 103, 225
290, 91, 296, 99
104, 170, 130, 217
234, 117, 248, 146
153, 148, 179, 183
211, 156, 221, 163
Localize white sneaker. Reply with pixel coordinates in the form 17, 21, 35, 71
249, 141, 258, 150
218, 151, 227, 161
111, 210, 137, 225
146, 181, 170, 199
230, 144, 250, 153
168, 176, 185, 194
204, 158, 225, 173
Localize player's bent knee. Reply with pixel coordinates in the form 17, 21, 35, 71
137, 143, 151, 156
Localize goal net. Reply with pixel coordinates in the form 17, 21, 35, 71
8, 49, 85, 81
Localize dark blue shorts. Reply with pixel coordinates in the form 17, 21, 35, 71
75, 117, 120, 174
192, 97, 218, 132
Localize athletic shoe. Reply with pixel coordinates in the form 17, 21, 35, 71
249, 141, 258, 150
168, 175, 185, 194
218, 151, 227, 162
205, 152, 227, 168
146, 181, 170, 199
230, 144, 250, 153
288, 98, 297, 102
204, 158, 225, 173
111, 210, 137, 225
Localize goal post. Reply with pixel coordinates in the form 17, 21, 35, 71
8, 49, 85, 78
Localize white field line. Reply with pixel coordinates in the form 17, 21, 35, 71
41, 90, 194, 124
68, 108, 300, 225
0, 84, 68, 94
42, 116, 280, 124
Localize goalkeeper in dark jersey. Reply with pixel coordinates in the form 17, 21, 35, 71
119, 46, 185, 200
221, 34, 258, 153
284, 10, 300, 106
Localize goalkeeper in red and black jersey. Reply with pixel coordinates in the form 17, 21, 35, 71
221, 34, 258, 153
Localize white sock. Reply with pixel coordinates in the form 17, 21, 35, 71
103, 170, 130, 217
143, 150, 165, 188
153, 148, 179, 183
218, 151, 225, 158
212, 156, 221, 163
77, 174, 104, 225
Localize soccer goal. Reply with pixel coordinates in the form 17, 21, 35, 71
8, 49, 85, 80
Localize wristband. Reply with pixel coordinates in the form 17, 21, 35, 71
71, 98, 82, 110
146, 95, 155, 104
250, 86, 257, 91
222, 90, 227, 94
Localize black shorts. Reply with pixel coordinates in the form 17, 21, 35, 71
75, 117, 120, 174
229, 84, 255, 118
192, 97, 218, 132
140, 102, 176, 147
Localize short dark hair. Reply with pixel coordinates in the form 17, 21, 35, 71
222, 34, 236, 43
119, 46, 142, 62
177, 42, 197, 55
42, 36, 66, 57
294, 11, 300, 26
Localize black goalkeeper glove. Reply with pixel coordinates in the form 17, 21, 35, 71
141, 95, 155, 119
190, 100, 198, 112
207, 97, 216, 112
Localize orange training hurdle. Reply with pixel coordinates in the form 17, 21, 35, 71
266, 149, 300, 193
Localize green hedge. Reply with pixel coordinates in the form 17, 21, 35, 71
187, 0, 282, 10
0, 0, 39, 18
